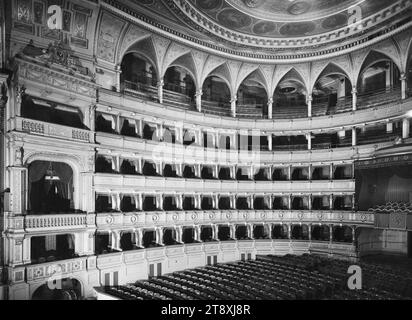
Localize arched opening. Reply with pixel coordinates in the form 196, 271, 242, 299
253, 225, 268, 240
202, 76, 231, 116
95, 232, 111, 254
95, 113, 116, 134
312, 166, 330, 180
95, 195, 115, 213
334, 165, 353, 180
96, 156, 114, 174
120, 119, 138, 137
163, 66, 195, 107
236, 167, 250, 181
254, 167, 269, 181
201, 226, 213, 242
120, 195, 136, 212
312, 64, 352, 115
218, 197, 231, 210
218, 225, 231, 241
183, 130, 196, 146
163, 196, 178, 211
273, 197, 288, 210
143, 196, 157, 211
142, 230, 157, 248
311, 225, 330, 241
120, 232, 135, 251
121, 52, 157, 97
120, 159, 137, 175
31, 234, 76, 264
357, 52, 401, 108
291, 225, 309, 240
291, 167, 309, 181
142, 124, 157, 140
236, 197, 250, 210
272, 225, 288, 239
163, 164, 177, 178
201, 166, 214, 180
28, 161, 75, 214
236, 225, 248, 240
219, 167, 232, 180
201, 196, 213, 210
183, 165, 196, 179
272, 168, 289, 181
182, 227, 195, 244
163, 228, 178, 246
333, 226, 353, 243
21, 95, 85, 129
32, 278, 81, 300
183, 196, 195, 210
273, 70, 307, 119
142, 161, 157, 176
253, 197, 266, 210
333, 196, 353, 211
312, 196, 330, 210
236, 72, 268, 119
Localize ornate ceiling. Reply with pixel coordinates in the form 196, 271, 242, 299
185, 0, 394, 38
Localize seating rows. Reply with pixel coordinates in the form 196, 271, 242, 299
104, 254, 412, 300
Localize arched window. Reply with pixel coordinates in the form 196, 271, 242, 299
28, 161, 75, 214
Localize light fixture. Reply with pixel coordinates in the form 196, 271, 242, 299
45, 162, 60, 182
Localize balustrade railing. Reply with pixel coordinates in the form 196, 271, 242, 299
24, 213, 93, 230
15, 117, 92, 143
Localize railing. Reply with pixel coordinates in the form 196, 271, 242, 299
357, 87, 401, 109
24, 213, 94, 231
14, 117, 93, 143
26, 257, 88, 282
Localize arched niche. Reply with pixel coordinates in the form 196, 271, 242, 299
312, 64, 353, 115
273, 69, 308, 119
120, 52, 158, 92
163, 65, 196, 101
201, 76, 231, 116
357, 51, 401, 99
236, 70, 268, 119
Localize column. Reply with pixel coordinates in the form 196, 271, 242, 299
115, 64, 122, 92
329, 225, 333, 244
307, 94, 313, 118
267, 98, 273, 120
266, 223, 272, 239
352, 227, 356, 244
89, 105, 96, 132
232, 134, 238, 151
352, 194, 356, 211
230, 195, 236, 209
229, 224, 236, 240
176, 163, 183, 177
403, 118, 410, 139
267, 195, 273, 210
115, 115, 121, 134
329, 163, 334, 180
212, 194, 219, 210
247, 195, 253, 210
195, 90, 203, 112
135, 229, 143, 248
308, 224, 312, 241
385, 62, 392, 92
212, 224, 219, 241
288, 194, 292, 210
308, 194, 313, 211
267, 134, 273, 151
352, 127, 357, 146
386, 122, 393, 133
266, 166, 273, 181
288, 166, 292, 181
176, 226, 183, 243
177, 194, 183, 210
287, 224, 292, 240
352, 88, 357, 111
329, 195, 334, 210
400, 73, 407, 100
195, 194, 202, 210
110, 231, 121, 251
136, 119, 143, 137
213, 165, 219, 179
158, 79, 164, 104
307, 133, 312, 151
230, 166, 236, 180
247, 224, 254, 239
308, 164, 313, 181
156, 227, 164, 246
231, 95, 237, 118
135, 193, 143, 211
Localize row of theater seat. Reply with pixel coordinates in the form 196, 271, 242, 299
104, 254, 412, 300
368, 202, 412, 214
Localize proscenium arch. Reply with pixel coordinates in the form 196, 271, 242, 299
24, 153, 83, 213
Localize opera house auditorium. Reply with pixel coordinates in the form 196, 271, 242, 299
0, 0, 412, 300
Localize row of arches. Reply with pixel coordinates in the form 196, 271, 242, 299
121, 48, 411, 118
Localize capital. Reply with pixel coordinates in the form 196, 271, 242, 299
195, 90, 203, 98
352, 87, 358, 94
400, 73, 407, 81
230, 95, 237, 103
267, 97, 274, 105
